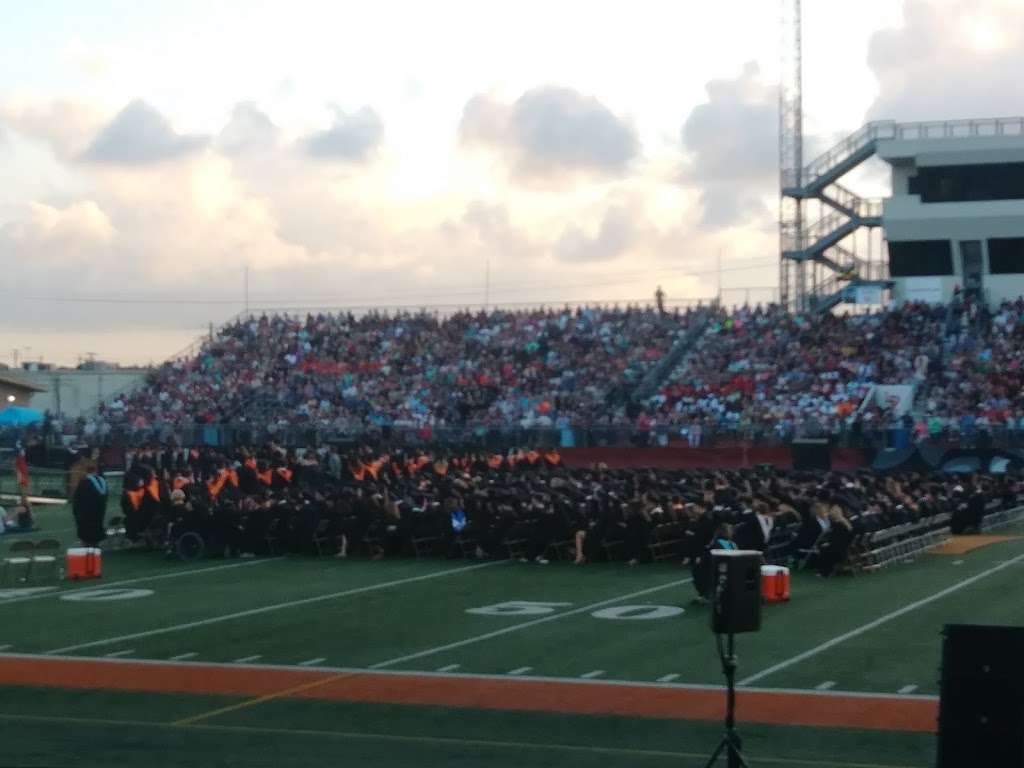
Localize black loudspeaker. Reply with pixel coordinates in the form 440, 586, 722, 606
937, 624, 1024, 767
710, 550, 763, 635
791, 439, 831, 471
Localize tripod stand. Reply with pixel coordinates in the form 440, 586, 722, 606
702, 632, 750, 768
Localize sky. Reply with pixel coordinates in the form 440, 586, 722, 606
1, 0, 1023, 367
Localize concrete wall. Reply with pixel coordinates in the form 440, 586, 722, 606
15, 369, 149, 418
880, 135, 1024, 307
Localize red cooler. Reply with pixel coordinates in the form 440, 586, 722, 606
761, 565, 790, 603
66, 547, 102, 580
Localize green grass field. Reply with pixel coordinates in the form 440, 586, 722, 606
3, 502, 1024, 767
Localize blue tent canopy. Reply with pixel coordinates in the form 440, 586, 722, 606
0, 406, 43, 427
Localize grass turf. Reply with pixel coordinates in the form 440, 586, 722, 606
2, 502, 1023, 766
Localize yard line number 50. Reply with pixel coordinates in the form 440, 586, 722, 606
466, 600, 684, 620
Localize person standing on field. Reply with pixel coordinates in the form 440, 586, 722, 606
72, 466, 109, 547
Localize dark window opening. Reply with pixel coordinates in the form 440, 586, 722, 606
888, 240, 954, 277
989, 237, 1024, 274
907, 162, 1024, 203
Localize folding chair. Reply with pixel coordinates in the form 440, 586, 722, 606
104, 516, 128, 550
311, 518, 338, 557
647, 525, 682, 562
264, 517, 285, 555
796, 531, 826, 571
453, 534, 480, 559
411, 533, 441, 558
601, 536, 626, 561
32, 539, 61, 582
544, 539, 575, 562
3, 540, 36, 584
504, 538, 530, 561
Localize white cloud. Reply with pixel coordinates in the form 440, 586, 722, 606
679, 62, 778, 230
460, 86, 639, 181
82, 100, 209, 165
1, 199, 114, 264
218, 102, 280, 156
0, 97, 103, 161
555, 204, 637, 263
301, 106, 384, 162
866, 0, 1024, 121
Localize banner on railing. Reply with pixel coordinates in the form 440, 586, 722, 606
871, 384, 915, 415
854, 285, 884, 305
900, 277, 944, 304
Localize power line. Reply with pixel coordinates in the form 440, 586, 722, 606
0, 261, 777, 307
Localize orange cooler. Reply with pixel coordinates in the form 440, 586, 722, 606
66, 547, 102, 580
761, 565, 790, 603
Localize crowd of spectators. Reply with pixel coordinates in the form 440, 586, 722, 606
645, 302, 946, 442
92, 306, 692, 439
40, 294, 1023, 449
914, 296, 1024, 439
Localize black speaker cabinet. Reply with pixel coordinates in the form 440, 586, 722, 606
710, 549, 763, 635
791, 439, 831, 471
937, 623, 1024, 767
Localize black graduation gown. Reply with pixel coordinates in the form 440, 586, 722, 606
73, 474, 109, 546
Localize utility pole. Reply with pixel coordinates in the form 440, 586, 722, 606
717, 251, 723, 305
244, 265, 250, 316
484, 257, 491, 310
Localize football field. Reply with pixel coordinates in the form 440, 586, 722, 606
4, 503, 1024, 767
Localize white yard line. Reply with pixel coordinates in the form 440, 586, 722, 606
657, 673, 680, 683
0, 652, 941, 701
435, 663, 461, 673
368, 576, 693, 670
232, 655, 262, 664
508, 666, 532, 676
45, 560, 501, 655
0, 644, 10, 651
169, 652, 198, 661
580, 670, 605, 679
298, 657, 326, 667
0, 711, 922, 768
897, 684, 919, 695
103, 649, 134, 658
814, 680, 836, 691
0, 557, 283, 607
739, 551, 1024, 686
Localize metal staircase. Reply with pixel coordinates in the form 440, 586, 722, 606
632, 313, 712, 403
781, 122, 897, 311
781, 117, 1024, 311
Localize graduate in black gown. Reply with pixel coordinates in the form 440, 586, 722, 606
72, 470, 109, 546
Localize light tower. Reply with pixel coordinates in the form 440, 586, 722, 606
778, 0, 803, 309
778, 0, 889, 313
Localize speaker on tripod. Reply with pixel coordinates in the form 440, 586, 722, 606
703, 549, 764, 768
711, 549, 763, 635
937, 623, 1024, 767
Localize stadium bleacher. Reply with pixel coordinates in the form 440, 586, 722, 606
42, 295, 1020, 448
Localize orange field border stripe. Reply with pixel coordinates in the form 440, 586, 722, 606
0, 655, 938, 733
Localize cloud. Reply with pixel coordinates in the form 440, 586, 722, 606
1, 199, 114, 264
218, 102, 279, 156
0, 98, 103, 160
555, 204, 637, 263
866, 0, 1024, 121
679, 62, 777, 229
82, 100, 208, 165
301, 106, 383, 162
458, 201, 539, 262
460, 86, 639, 180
